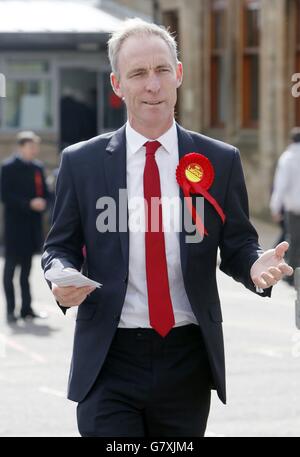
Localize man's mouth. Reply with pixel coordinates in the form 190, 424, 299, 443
143, 101, 163, 105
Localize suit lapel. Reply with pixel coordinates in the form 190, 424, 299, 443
104, 125, 129, 270
176, 123, 198, 274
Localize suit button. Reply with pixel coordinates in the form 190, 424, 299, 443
124, 274, 128, 283
115, 314, 121, 322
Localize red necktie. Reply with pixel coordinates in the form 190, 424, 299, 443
143, 141, 175, 337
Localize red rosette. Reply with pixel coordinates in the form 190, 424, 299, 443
176, 153, 214, 191
176, 153, 225, 237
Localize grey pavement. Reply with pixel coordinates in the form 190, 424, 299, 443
0, 218, 300, 437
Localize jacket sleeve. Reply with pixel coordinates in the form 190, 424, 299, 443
219, 148, 272, 297
41, 150, 85, 313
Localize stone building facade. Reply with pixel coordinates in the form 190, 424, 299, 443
113, 0, 300, 218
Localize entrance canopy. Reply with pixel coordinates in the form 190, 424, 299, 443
0, 1, 124, 49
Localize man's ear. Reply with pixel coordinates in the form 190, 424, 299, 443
110, 72, 123, 98
176, 62, 183, 88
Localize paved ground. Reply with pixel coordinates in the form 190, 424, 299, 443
0, 218, 299, 437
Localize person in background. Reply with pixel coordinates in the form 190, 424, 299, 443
1, 131, 49, 323
270, 127, 300, 286
271, 206, 287, 249
45, 166, 59, 224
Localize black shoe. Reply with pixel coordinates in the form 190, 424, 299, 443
20, 310, 47, 320
7, 313, 17, 324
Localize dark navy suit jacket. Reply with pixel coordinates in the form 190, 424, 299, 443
41, 123, 271, 404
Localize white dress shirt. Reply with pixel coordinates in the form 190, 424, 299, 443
118, 120, 198, 328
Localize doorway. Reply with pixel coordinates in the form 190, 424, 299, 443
59, 68, 98, 150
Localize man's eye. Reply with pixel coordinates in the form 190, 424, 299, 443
131, 72, 144, 77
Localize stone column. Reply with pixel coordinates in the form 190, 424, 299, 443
176, 0, 204, 131
225, 0, 238, 143
259, 0, 288, 213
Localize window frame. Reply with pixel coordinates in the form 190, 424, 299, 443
241, 0, 261, 129
0, 54, 56, 133
162, 9, 181, 123
210, 0, 227, 128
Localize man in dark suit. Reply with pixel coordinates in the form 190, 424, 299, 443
42, 19, 293, 437
1, 131, 49, 323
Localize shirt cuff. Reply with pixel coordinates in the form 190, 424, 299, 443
255, 285, 264, 294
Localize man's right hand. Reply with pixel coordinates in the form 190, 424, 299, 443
51, 284, 96, 307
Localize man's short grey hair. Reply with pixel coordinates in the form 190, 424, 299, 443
108, 18, 179, 79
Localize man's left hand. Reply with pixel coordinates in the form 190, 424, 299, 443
250, 241, 293, 289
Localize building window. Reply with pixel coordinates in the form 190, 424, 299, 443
296, 0, 300, 126
242, 0, 260, 128
5, 80, 52, 130
1, 60, 53, 131
210, 0, 227, 127
7, 60, 49, 74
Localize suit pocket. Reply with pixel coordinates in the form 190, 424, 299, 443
76, 303, 98, 321
208, 304, 223, 323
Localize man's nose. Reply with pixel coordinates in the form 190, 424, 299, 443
145, 74, 160, 92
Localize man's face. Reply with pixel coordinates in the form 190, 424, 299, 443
111, 34, 183, 133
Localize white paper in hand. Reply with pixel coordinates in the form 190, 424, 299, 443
45, 266, 102, 288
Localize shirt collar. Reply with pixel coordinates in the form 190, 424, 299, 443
126, 120, 177, 156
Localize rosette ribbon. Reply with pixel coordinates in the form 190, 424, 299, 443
176, 153, 226, 237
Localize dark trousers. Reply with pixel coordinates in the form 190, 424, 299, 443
3, 254, 32, 316
77, 324, 212, 437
